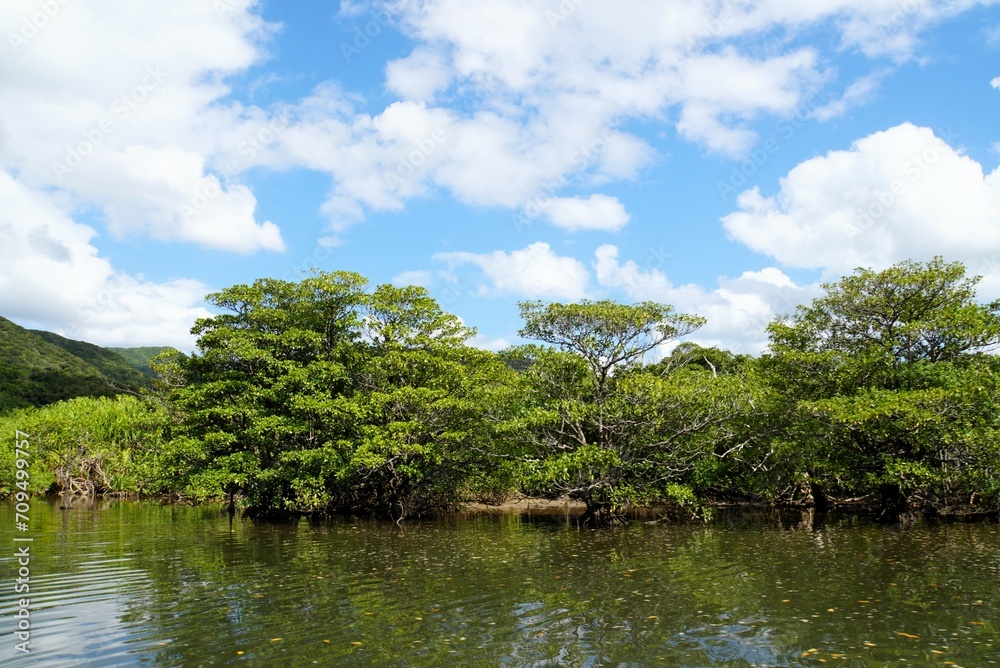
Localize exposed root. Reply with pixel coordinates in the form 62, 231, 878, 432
55, 453, 111, 497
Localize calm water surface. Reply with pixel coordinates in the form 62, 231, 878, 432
1, 500, 998, 667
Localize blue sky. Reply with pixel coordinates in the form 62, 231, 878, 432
1, 0, 998, 353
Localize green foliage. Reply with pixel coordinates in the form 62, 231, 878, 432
169, 272, 522, 517
768, 257, 1000, 396
0, 316, 151, 411
649, 342, 751, 377
518, 300, 705, 400
514, 299, 764, 521
0, 396, 170, 497
763, 258, 1000, 517
32, 330, 155, 389
107, 346, 178, 376
7, 257, 1000, 524
167, 271, 368, 508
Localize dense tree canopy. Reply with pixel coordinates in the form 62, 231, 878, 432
6, 259, 1000, 525
764, 258, 1000, 521
514, 300, 763, 523
163, 272, 520, 519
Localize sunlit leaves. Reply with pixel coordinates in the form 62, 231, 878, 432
763, 258, 1000, 516
0, 395, 170, 496
515, 299, 759, 520
171, 271, 522, 517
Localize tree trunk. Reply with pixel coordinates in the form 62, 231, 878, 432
579, 499, 628, 527
876, 483, 913, 527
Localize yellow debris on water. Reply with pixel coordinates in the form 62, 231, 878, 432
896, 632, 919, 639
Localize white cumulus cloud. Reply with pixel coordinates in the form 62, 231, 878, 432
0, 171, 210, 349
434, 242, 590, 300
594, 244, 819, 353
0, 0, 286, 254
283, 0, 995, 225
542, 195, 631, 232
721, 123, 1000, 297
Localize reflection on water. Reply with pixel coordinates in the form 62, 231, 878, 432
1, 500, 998, 667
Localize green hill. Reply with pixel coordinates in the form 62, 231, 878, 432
107, 346, 176, 376
32, 331, 154, 389
0, 317, 172, 412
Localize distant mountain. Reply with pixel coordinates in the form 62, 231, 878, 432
107, 346, 177, 376
0, 316, 175, 412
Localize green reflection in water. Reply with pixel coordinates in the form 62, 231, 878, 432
1, 500, 998, 667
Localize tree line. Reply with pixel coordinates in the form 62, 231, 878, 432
3, 257, 999, 525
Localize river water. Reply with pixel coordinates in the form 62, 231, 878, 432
1, 500, 998, 667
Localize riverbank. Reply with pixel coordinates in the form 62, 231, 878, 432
462, 496, 586, 515
46, 491, 1000, 527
